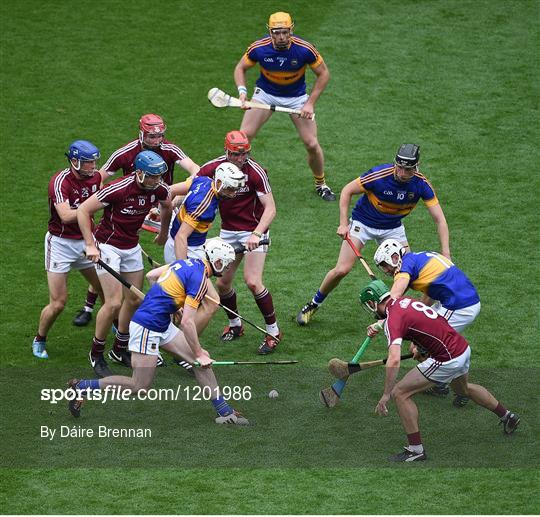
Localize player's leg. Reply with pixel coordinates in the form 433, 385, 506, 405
215, 253, 245, 341
450, 373, 520, 434
240, 108, 273, 140
67, 352, 157, 418
389, 366, 433, 462
109, 269, 144, 368
72, 284, 98, 327
91, 264, 123, 377
161, 327, 249, 425
290, 114, 335, 201
33, 271, 69, 359
242, 251, 281, 354
297, 237, 361, 325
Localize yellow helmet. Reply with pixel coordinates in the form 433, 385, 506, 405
267, 12, 294, 31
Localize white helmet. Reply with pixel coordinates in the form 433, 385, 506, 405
204, 238, 236, 274
214, 162, 246, 193
374, 239, 406, 275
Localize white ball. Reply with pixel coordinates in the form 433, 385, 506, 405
268, 389, 279, 399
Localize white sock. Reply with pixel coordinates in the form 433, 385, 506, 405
228, 317, 241, 327
408, 444, 424, 453
83, 306, 93, 313
266, 323, 279, 336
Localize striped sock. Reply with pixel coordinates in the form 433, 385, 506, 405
212, 395, 233, 416
77, 379, 100, 390
313, 290, 327, 305
314, 173, 326, 186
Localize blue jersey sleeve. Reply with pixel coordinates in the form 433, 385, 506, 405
399, 254, 420, 282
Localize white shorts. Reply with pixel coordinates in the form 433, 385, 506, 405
128, 321, 180, 356
219, 229, 270, 254
252, 87, 309, 111
348, 219, 408, 246
417, 346, 471, 384
164, 236, 205, 263
44, 232, 94, 273
433, 301, 481, 333
96, 243, 143, 276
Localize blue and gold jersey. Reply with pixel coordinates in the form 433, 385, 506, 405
244, 35, 323, 97
132, 259, 209, 332
395, 252, 480, 310
170, 176, 218, 246
351, 164, 439, 229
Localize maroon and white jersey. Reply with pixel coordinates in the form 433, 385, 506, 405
94, 174, 170, 249
197, 155, 271, 232
48, 168, 101, 239
102, 139, 189, 185
384, 297, 469, 362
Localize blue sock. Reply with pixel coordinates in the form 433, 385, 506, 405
313, 290, 327, 305
212, 395, 233, 416
77, 379, 100, 390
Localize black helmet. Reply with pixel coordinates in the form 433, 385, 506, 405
395, 144, 420, 168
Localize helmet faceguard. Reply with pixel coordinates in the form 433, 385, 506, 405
224, 130, 251, 168
66, 140, 100, 178
134, 150, 167, 190
139, 114, 167, 149
359, 280, 391, 317
374, 239, 406, 276
267, 12, 294, 50
204, 238, 236, 275
214, 162, 246, 198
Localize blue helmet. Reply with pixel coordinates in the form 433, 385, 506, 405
134, 150, 168, 176
66, 140, 100, 162
66, 140, 100, 176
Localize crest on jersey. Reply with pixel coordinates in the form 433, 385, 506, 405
82, 187, 89, 198
291, 58, 298, 67
151, 194, 156, 203
92, 185, 97, 192
408, 192, 415, 200
399, 298, 411, 309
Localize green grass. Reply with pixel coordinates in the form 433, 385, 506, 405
1, 0, 539, 514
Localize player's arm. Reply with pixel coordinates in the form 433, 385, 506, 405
234, 55, 256, 106
170, 178, 192, 198
146, 265, 169, 285
302, 61, 330, 118
426, 203, 451, 260
55, 201, 79, 224
77, 194, 105, 262
245, 192, 276, 251
337, 179, 364, 238
155, 198, 172, 246
375, 343, 402, 416
177, 158, 199, 177
390, 275, 410, 299
181, 304, 212, 366
174, 219, 195, 260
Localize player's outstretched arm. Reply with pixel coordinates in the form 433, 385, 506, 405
337, 179, 363, 236
302, 61, 330, 117
427, 203, 451, 259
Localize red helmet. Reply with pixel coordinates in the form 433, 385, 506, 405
139, 114, 166, 134
224, 130, 251, 153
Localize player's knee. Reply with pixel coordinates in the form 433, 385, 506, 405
303, 138, 320, 153
390, 385, 408, 402
50, 298, 67, 314
244, 277, 262, 293
333, 265, 352, 278
105, 299, 123, 315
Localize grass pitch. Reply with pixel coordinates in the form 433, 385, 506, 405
1, 0, 539, 514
